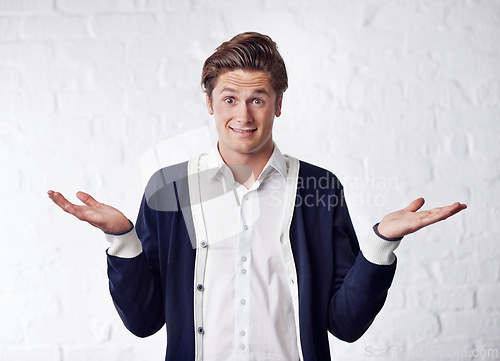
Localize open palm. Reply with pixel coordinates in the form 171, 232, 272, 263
377, 198, 467, 239
47, 190, 131, 234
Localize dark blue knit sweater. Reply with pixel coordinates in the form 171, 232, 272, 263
107, 160, 397, 361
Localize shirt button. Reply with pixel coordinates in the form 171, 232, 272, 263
241, 256, 247, 262
197, 327, 204, 334
243, 195, 249, 201
243, 225, 248, 231
239, 344, 246, 350
197, 284, 204, 291
200, 241, 207, 248
240, 331, 246, 337
241, 269, 247, 274
240, 299, 246, 305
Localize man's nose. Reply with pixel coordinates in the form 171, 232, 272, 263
235, 103, 252, 123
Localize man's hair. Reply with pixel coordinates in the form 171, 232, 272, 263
201, 32, 288, 105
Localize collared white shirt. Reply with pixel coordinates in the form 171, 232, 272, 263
199, 144, 300, 361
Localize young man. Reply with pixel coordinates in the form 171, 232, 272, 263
48, 32, 466, 361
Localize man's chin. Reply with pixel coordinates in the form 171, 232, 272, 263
229, 145, 255, 155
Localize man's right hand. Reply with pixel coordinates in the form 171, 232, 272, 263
47, 190, 132, 234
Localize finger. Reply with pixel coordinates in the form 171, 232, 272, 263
453, 202, 467, 210
438, 202, 467, 219
48, 191, 76, 213
76, 191, 99, 207
421, 202, 467, 225
63, 201, 97, 222
49, 190, 107, 227
404, 197, 425, 212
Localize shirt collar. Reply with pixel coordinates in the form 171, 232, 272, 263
206, 142, 287, 182
262, 144, 287, 181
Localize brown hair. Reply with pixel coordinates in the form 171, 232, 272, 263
201, 32, 288, 106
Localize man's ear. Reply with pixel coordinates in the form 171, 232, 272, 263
206, 94, 214, 115
275, 93, 283, 117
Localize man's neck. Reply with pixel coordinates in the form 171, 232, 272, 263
218, 143, 274, 189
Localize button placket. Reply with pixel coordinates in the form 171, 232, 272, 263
235, 189, 251, 357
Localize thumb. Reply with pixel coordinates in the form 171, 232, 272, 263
76, 191, 99, 207
404, 197, 425, 212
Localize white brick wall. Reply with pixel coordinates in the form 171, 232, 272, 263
2, 0, 499, 360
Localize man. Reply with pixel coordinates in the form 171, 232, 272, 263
48, 32, 466, 361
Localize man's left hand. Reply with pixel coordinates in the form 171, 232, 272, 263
377, 198, 467, 239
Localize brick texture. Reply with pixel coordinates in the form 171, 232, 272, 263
2, 0, 499, 360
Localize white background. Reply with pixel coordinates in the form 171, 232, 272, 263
1, 0, 499, 360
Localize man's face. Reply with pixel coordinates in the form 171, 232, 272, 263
206, 69, 282, 162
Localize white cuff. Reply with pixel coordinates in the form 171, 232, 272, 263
105, 226, 143, 258
361, 226, 401, 265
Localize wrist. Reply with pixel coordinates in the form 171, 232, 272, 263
103, 218, 133, 235
360, 224, 402, 265
375, 223, 403, 241
105, 223, 143, 258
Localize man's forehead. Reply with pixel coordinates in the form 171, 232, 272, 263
214, 69, 274, 94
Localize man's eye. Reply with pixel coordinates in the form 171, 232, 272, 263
224, 98, 234, 104
253, 99, 263, 105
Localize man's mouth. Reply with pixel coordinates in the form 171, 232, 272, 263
230, 127, 257, 134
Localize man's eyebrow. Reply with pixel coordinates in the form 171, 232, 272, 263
219, 87, 271, 96
220, 87, 237, 94
254, 88, 271, 96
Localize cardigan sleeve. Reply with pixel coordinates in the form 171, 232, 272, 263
291, 162, 398, 355
105, 223, 143, 258
327, 250, 396, 342
106, 195, 165, 338
326, 180, 397, 342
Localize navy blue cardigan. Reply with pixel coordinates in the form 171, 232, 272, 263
107, 160, 397, 360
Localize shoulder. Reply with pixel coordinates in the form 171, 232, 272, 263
144, 160, 189, 212
298, 160, 334, 177
145, 161, 189, 189
296, 160, 343, 191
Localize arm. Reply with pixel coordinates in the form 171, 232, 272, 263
47, 190, 165, 337
107, 223, 165, 337
326, 190, 398, 342
328, 196, 466, 342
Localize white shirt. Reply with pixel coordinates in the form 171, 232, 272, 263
200, 144, 300, 361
